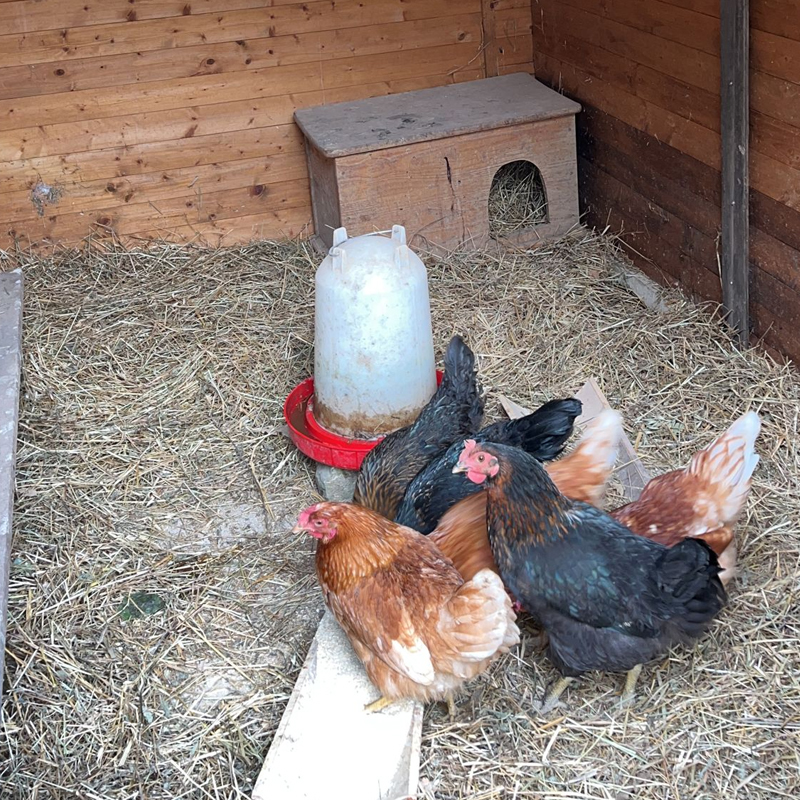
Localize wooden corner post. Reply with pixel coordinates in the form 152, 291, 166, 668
720, 0, 750, 345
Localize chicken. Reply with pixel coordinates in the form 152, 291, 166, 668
293, 501, 519, 712
611, 411, 761, 585
394, 398, 585, 533
353, 334, 483, 520
427, 409, 624, 582
453, 440, 727, 712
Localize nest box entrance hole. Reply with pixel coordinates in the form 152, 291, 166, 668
488, 160, 549, 239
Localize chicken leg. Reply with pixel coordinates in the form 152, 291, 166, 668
364, 695, 394, 713
618, 664, 642, 706
538, 676, 575, 714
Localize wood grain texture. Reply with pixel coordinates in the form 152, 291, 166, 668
321, 115, 579, 250
0, 0, 533, 246
720, 0, 750, 343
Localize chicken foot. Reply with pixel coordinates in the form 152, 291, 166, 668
537, 676, 575, 714
364, 695, 394, 713
618, 664, 643, 706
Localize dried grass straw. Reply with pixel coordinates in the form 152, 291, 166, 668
0, 227, 797, 799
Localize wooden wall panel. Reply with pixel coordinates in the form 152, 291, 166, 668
0, 0, 531, 248
533, 0, 800, 363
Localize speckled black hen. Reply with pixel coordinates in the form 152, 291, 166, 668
454, 440, 727, 712
353, 334, 484, 520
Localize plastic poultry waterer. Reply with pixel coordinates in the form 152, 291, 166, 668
283, 225, 438, 470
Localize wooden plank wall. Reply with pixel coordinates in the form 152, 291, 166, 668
531, 0, 800, 362
0, 0, 533, 250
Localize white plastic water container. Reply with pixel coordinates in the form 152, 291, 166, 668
314, 225, 437, 438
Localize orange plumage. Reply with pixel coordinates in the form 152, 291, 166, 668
294, 501, 519, 705
612, 411, 761, 584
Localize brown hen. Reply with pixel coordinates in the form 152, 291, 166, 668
294, 501, 519, 711
612, 410, 761, 585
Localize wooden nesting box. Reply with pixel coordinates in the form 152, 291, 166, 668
294, 74, 581, 252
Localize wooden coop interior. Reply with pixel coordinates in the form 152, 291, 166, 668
0, 0, 798, 366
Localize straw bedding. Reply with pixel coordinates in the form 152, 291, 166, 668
0, 228, 797, 799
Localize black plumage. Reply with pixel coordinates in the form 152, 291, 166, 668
353, 334, 484, 519
394, 398, 582, 533
462, 441, 727, 681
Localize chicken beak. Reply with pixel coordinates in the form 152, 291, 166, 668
291, 524, 307, 536
452, 461, 468, 474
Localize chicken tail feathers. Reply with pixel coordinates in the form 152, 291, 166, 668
433, 334, 484, 433
688, 411, 761, 525
442, 569, 520, 670
481, 398, 583, 462
656, 538, 727, 638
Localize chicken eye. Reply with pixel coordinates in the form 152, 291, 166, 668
313, 519, 324, 527
477, 454, 485, 463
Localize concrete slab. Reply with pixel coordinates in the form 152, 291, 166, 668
252, 610, 422, 800
0, 269, 23, 696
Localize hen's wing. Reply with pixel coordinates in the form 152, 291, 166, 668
545, 409, 622, 506
438, 569, 520, 668
324, 534, 516, 691
354, 335, 483, 519
495, 500, 725, 640
323, 537, 461, 684
612, 411, 760, 584
395, 398, 582, 533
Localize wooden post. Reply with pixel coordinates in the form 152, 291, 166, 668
720, 0, 750, 345
481, 0, 499, 77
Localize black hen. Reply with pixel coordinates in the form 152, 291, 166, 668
353, 335, 484, 519
454, 440, 727, 710
394, 398, 582, 533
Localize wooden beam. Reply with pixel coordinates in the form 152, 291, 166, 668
0, 269, 23, 699
481, 0, 499, 76
720, 0, 750, 344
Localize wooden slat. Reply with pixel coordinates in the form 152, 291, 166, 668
2, 205, 313, 250
2, 152, 309, 225
750, 189, 800, 254
11, 179, 311, 243
534, 51, 722, 169
533, 0, 720, 95
531, 22, 720, 131
555, 0, 719, 57
579, 158, 722, 302
577, 104, 800, 296
0, 16, 483, 101
751, 71, 800, 129
0, 72, 482, 163
0, 0, 478, 68
0, 0, 271, 37
0, 124, 304, 194
720, 0, 750, 343
535, 51, 800, 211
0, 40, 484, 133
481, 0, 499, 77
532, 21, 800, 172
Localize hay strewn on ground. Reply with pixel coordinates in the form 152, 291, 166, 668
0, 229, 798, 799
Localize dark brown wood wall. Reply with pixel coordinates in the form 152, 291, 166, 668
0, 0, 533, 249
531, 0, 800, 362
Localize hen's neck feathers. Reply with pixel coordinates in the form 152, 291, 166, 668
484, 444, 572, 546
315, 509, 406, 591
